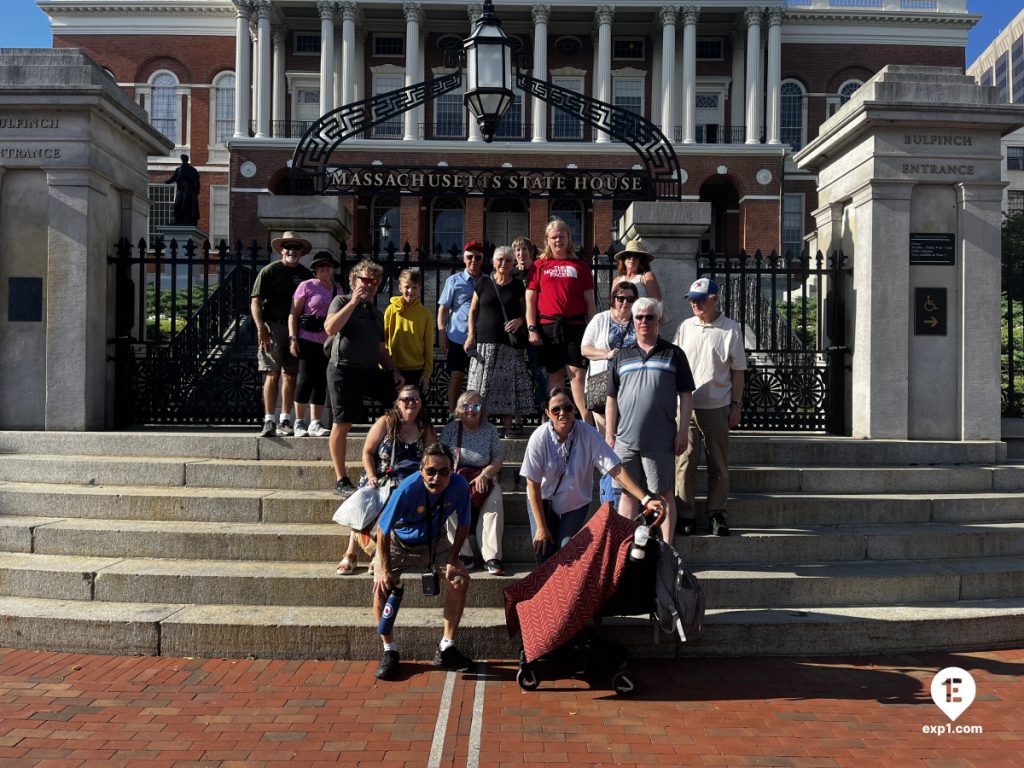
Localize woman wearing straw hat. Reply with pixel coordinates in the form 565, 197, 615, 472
612, 239, 662, 301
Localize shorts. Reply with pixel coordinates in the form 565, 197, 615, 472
326, 363, 397, 425
446, 343, 469, 374
257, 321, 298, 374
387, 534, 453, 579
614, 449, 674, 496
537, 320, 586, 372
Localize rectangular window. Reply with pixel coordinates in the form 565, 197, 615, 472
996, 53, 1009, 103
551, 76, 584, 140
495, 85, 525, 140
148, 184, 175, 243
696, 38, 723, 61
210, 185, 229, 246
1008, 190, 1024, 216
783, 194, 805, 261
1008, 147, 1024, 171
435, 89, 465, 139
373, 75, 404, 138
294, 33, 321, 55
214, 78, 235, 144
612, 78, 644, 143
373, 35, 405, 57
613, 37, 644, 60
1012, 35, 1024, 104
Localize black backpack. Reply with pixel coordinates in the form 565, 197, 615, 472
653, 539, 705, 642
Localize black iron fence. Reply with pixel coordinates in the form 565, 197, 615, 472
696, 249, 850, 433
109, 237, 619, 427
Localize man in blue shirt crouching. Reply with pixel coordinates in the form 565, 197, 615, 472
374, 443, 475, 680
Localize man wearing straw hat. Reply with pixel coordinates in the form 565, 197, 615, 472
251, 231, 314, 437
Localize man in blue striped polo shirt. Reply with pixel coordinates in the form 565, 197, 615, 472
605, 297, 694, 543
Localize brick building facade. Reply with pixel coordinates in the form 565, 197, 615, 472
41, 0, 974, 256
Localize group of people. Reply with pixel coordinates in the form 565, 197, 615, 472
249, 220, 747, 681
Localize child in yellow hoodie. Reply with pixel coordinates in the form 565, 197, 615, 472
384, 268, 435, 396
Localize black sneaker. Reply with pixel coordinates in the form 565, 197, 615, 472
485, 559, 506, 576
259, 418, 277, 437
333, 477, 355, 498
680, 518, 696, 536
710, 512, 731, 537
434, 644, 475, 673
376, 650, 400, 680
276, 418, 294, 436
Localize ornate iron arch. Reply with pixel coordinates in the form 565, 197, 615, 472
291, 70, 683, 200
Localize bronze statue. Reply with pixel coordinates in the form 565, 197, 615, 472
164, 153, 201, 226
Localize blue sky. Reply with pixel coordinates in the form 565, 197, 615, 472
0, 0, 1020, 70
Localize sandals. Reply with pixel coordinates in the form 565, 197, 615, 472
336, 554, 358, 575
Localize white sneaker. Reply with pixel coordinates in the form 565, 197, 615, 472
276, 418, 294, 436
293, 420, 308, 437
308, 420, 330, 437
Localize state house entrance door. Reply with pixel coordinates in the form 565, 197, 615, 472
485, 199, 528, 247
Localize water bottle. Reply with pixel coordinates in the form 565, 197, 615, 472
629, 525, 650, 561
377, 585, 404, 635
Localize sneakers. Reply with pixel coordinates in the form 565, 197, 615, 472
434, 644, 475, 673
376, 649, 401, 680
459, 556, 478, 572
333, 477, 355, 498
680, 518, 696, 537
259, 418, 277, 437
308, 420, 330, 437
710, 512, 731, 537
276, 418, 294, 436
485, 559, 506, 576
293, 420, 308, 437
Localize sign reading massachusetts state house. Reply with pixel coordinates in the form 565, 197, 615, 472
323, 165, 650, 198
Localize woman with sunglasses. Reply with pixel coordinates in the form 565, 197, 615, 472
612, 239, 662, 300
519, 387, 664, 564
336, 384, 436, 575
580, 281, 640, 435
440, 390, 506, 575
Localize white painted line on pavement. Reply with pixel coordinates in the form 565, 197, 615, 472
428, 670, 457, 768
467, 662, 488, 768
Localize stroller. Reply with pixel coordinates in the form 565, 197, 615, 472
502, 502, 669, 697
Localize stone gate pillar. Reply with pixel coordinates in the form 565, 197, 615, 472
796, 66, 1024, 440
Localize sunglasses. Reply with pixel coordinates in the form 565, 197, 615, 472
465, 254, 483, 261
548, 403, 574, 415
634, 314, 657, 323
357, 276, 380, 285
283, 244, 304, 251
399, 396, 421, 404
460, 403, 483, 412
423, 467, 451, 477
624, 254, 640, 260
613, 295, 635, 303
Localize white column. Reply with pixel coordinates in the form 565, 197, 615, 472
467, 4, 483, 142
254, 0, 272, 138
744, 6, 763, 144
681, 6, 698, 144
659, 6, 676, 140
341, 2, 357, 108
232, 0, 252, 138
403, 2, 422, 141
272, 26, 286, 136
730, 30, 745, 137
765, 6, 783, 145
249, 26, 258, 128
333, 22, 343, 109
318, 0, 335, 115
595, 5, 614, 144
531, 4, 550, 143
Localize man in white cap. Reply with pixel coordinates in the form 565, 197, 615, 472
673, 278, 746, 536
251, 231, 314, 437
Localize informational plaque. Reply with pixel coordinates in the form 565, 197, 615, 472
909, 233, 955, 265
914, 287, 947, 336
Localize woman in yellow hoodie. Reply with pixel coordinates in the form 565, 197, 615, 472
384, 268, 435, 397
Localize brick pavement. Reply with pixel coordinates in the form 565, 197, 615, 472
0, 646, 1021, 767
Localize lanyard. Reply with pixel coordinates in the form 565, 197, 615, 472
423, 484, 446, 565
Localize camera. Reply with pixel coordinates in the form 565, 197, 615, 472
421, 569, 440, 596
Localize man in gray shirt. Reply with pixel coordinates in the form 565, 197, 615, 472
605, 297, 694, 543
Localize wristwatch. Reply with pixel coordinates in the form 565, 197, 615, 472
527, 324, 538, 332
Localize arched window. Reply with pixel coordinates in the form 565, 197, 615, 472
150, 71, 180, 143
212, 72, 235, 144
549, 200, 583, 252
838, 79, 862, 105
432, 197, 464, 256
780, 80, 805, 150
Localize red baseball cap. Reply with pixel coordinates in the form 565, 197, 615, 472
463, 240, 484, 254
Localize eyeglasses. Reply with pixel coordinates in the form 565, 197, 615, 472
613, 295, 635, 304
548, 403, 574, 415
624, 254, 640, 260
399, 396, 421, 404
634, 314, 657, 323
357, 276, 380, 285
423, 467, 451, 477
465, 254, 483, 261
460, 403, 483, 412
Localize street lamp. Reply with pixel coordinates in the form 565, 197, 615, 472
378, 215, 391, 242
463, 0, 514, 142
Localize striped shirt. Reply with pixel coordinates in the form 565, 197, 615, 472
608, 338, 694, 453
